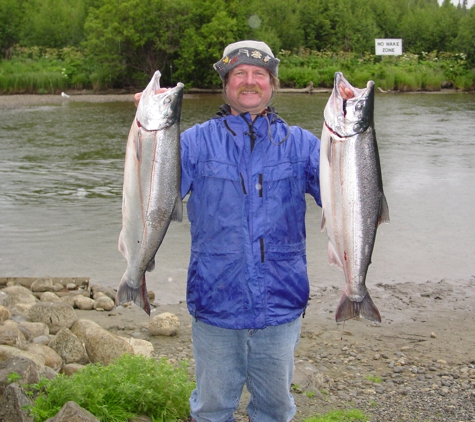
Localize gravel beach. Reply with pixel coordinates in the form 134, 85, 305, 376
75, 277, 475, 422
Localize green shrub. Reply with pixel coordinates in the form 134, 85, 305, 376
27, 354, 195, 422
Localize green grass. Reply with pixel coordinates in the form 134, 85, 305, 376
303, 409, 370, 422
26, 354, 195, 422
1, 46, 473, 93
365, 375, 382, 383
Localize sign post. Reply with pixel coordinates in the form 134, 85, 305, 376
375, 39, 403, 56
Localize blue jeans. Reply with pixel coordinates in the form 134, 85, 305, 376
189, 318, 301, 422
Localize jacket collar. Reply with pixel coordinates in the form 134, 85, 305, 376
214, 104, 279, 124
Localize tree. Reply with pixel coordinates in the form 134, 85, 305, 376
21, 0, 87, 48
83, 0, 192, 87
0, 0, 26, 58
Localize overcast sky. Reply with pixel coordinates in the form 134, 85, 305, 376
439, 0, 475, 7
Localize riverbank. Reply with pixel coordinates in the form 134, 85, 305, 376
92, 276, 475, 421
1, 87, 470, 110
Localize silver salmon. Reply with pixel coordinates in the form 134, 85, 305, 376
116, 71, 184, 315
320, 72, 389, 323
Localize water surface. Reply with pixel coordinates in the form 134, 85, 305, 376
1, 92, 474, 304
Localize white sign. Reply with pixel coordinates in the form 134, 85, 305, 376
375, 39, 403, 55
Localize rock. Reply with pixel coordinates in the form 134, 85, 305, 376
40, 365, 58, 380
60, 363, 85, 376
121, 337, 154, 357
0, 345, 45, 370
0, 382, 34, 422
61, 292, 82, 308
8, 303, 36, 319
0, 323, 27, 349
32, 335, 52, 344
24, 343, 62, 371
75, 296, 95, 311
0, 357, 41, 394
293, 360, 324, 390
18, 321, 50, 339
48, 328, 89, 365
0, 286, 37, 307
90, 285, 116, 301
0, 305, 11, 322
93, 296, 115, 311
40, 291, 62, 302
44, 401, 100, 422
70, 319, 134, 365
149, 312, 180, 336
28, 302, 78, 334
130, 416, 153, 422
31, 278, 62, 293
3, 320, 32, 342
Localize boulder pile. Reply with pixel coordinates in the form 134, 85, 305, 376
0, 279, 179, 422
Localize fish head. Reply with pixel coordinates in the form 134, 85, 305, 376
324, 72, 374, 138
136, 70, 184, 131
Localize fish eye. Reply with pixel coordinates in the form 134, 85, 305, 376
355, 102, 363, 110
163, 97, 171, 104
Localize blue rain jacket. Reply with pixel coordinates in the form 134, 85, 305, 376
181, 105, 321, 329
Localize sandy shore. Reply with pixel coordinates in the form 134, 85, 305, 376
0, 93, 136, 109
0, 87, 468, 109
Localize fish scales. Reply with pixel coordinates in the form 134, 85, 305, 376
116, 71, 184, 315
320, 72, 389, 323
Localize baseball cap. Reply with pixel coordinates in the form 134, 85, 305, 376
213, 40, 280, 80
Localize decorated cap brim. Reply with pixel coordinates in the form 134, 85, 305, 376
213, 47, 280, 79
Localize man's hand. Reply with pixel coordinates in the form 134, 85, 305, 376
134, 92, 142, 108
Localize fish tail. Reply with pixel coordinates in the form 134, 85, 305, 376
335, 292, 381, 323
115, 274, 151, 315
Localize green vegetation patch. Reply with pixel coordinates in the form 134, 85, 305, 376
303, 409, 369, 422
27, 354, 195, 422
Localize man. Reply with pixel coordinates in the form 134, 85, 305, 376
136, 40, 322, 422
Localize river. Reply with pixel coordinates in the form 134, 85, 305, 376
0, 91, 474, 304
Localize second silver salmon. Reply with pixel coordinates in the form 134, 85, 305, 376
320, 72, 389, 323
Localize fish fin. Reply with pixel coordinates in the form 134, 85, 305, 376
326, 136, 333, 164
320, 208, 327, 232
328, 242, 344, 269
118, 231, 127, 257
134, 129, 142, 161
147, 259, 155, 272
115, 274, 151, 315
378, 194, 390, 225
335, 291, 381, 323
171, 196, 183, 222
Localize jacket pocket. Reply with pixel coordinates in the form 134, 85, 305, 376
263, 160, 307, 254
201, 160, 240, 181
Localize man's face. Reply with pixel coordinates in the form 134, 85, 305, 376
225, 64, 273, 116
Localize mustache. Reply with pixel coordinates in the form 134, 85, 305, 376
237, 85, 263, 96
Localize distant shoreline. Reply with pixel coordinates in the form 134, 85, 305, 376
0, 87, 471, 109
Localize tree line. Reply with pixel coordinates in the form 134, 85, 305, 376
1, 0, 474, 89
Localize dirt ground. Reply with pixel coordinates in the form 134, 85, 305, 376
73, 276, 475, 421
